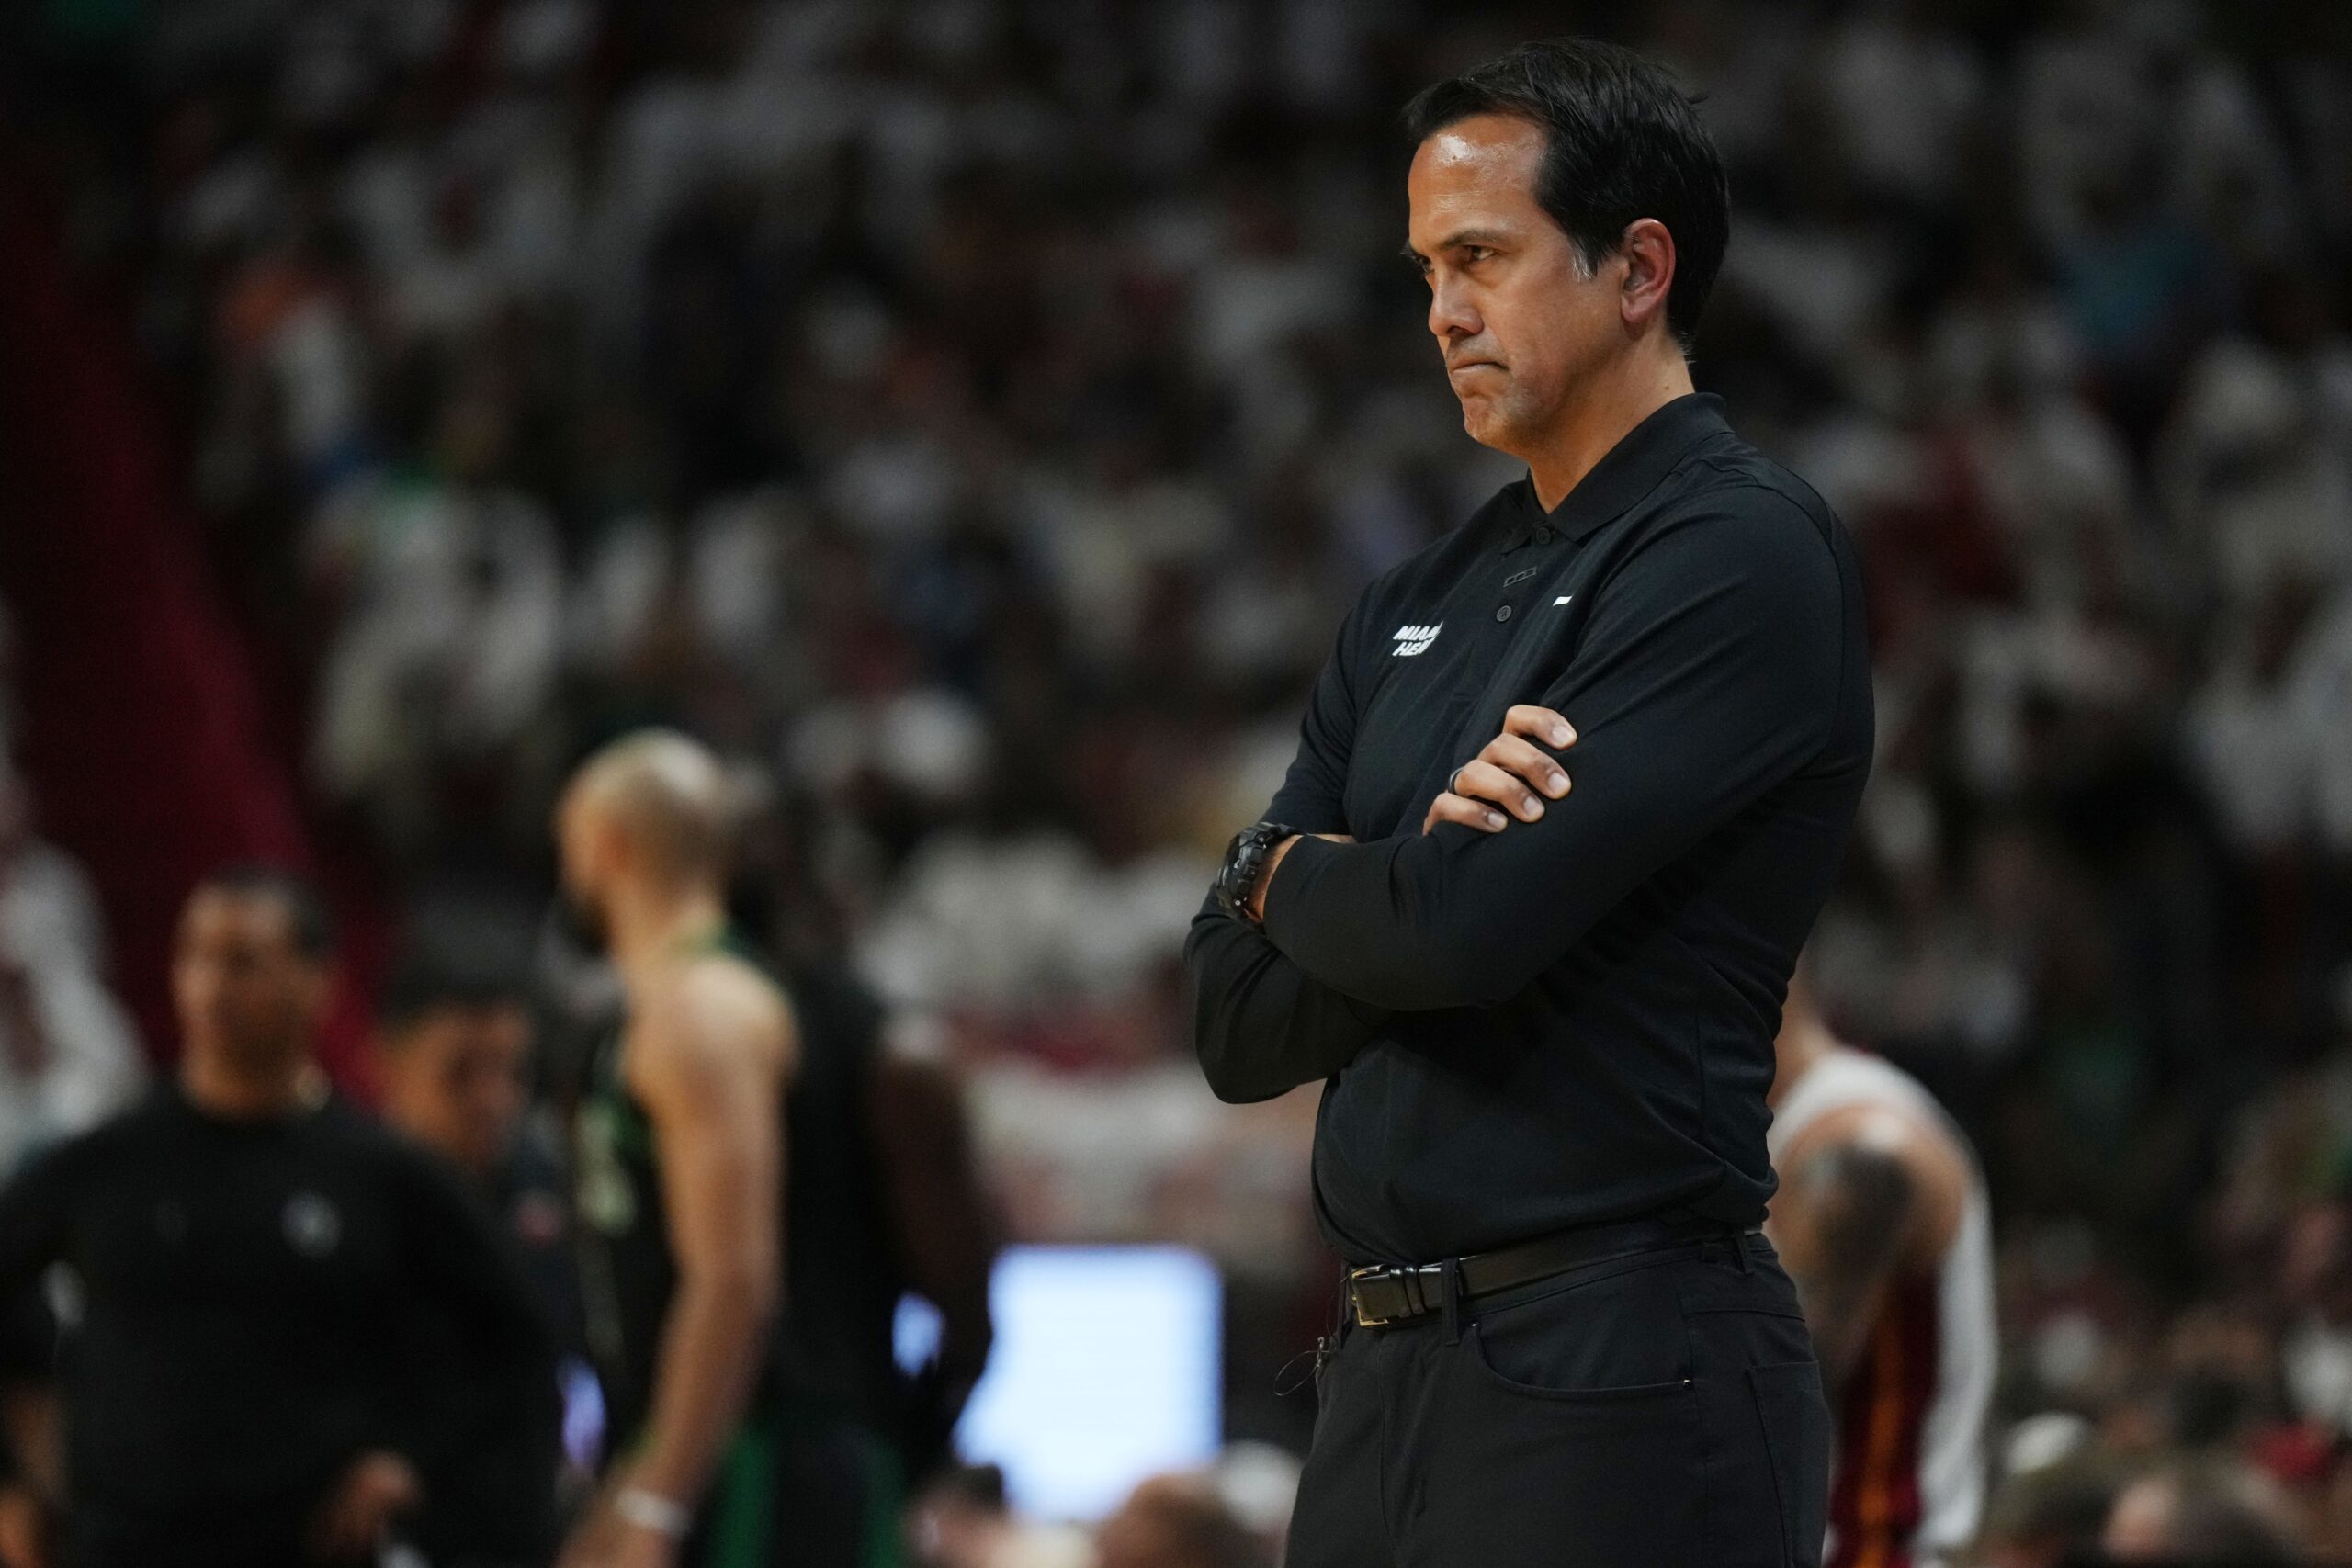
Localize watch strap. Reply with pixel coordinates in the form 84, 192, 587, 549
1217, 821, 1296, 924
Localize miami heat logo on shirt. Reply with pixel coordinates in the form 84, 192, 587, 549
1392, 623, 1443, 657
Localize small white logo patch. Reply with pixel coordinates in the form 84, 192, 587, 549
1554, 594, 1575, 606
283, 1192, 342, 1258
1391, 623, 1443, 658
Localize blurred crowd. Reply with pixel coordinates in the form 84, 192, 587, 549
0, 600, 146, 1190
4, 0, 2352, 1561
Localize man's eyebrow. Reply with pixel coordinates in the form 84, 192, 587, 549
1400, 227, 1512, 262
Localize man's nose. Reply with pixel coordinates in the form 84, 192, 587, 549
1428, 276, 1479, 344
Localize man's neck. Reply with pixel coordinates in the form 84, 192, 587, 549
606, 886, 730, 987
179, 1052, 322, 1121
1523, 350, 1696, 513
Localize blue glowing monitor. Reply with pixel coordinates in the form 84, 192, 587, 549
944, 1245, 1223, 1521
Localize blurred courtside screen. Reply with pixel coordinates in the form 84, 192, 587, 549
917, 1245, 1222, 1520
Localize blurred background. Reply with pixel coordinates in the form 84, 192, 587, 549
0, 0, 2348, 1562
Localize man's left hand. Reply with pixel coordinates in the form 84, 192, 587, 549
1422, 705, 1577, 835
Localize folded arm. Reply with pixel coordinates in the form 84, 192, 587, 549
1186, 604, 1396, 1102
1186, 893, 1392, 1102
1261, 501, 1850, 1011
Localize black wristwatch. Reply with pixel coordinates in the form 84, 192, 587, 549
1216, 821, 1297, 925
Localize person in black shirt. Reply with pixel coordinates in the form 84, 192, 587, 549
759, 961, 996, 1498
373, 952, 572, 1566
1188, 39, 1865, 1568
725, 776, 998, 1492
0, 865, 554, 1568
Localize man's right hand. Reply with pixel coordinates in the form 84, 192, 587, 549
1422, 705, 1577, 834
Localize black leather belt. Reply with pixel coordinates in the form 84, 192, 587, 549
1345, 1216, 1764, 1328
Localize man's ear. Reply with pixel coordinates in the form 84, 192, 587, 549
593, 821, 636, 894
1617, 218, 1677, 333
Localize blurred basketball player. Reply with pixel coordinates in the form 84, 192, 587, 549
1767, 966, 1997, 1568
724, 772, 997, 1492
557, 731, 901, 1568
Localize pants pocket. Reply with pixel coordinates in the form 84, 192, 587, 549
1463, 1254, 1691, 1395
1431, 1359, 1701, 1567
1747, 1360, 1831, 1568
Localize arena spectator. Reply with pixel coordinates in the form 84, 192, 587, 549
0, 767, 142, 1182
1094, 1473, 1271, 1568
2102, 1459, 2309, 1565
1976, 1450, 2127, 1568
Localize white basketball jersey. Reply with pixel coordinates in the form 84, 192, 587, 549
1768, 1047, 1997, 1568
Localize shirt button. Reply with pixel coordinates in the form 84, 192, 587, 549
1495, 604, 1513, 623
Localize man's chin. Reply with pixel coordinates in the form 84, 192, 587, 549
1457, 399, 1518, 453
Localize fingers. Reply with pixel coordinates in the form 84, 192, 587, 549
1502, 705, 1577, 750
1422, 793, 1510, 835
1453, 759, 1553, 820
1421, 707, 1577, 835
1476, 733, 1572, 798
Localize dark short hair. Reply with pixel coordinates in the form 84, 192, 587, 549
193, 863, 336, 960
1402, 38, 1731, 351
376, 945, 530, 1036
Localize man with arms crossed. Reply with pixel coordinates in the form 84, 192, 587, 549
1766, 969, 1996, 1568
1187, 39, 1871, 1568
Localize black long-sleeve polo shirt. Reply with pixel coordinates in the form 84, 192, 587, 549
1184, 392, 1872, 1266
0, 1085, 557, 1566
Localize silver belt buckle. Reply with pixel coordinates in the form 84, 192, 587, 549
1348, 1263, 1402, 1327
1349, 1262, 1442, 1326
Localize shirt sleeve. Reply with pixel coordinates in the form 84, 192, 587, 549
1185, 602, 1396, 1103
1261, 494, 1856, 1011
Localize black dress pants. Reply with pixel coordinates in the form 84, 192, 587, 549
1286, 1228, 1830, 1568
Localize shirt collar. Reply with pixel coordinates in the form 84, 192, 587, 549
1501, 391, 1734, 551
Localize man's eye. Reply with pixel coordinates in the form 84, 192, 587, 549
1464, 246, 1494, 264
